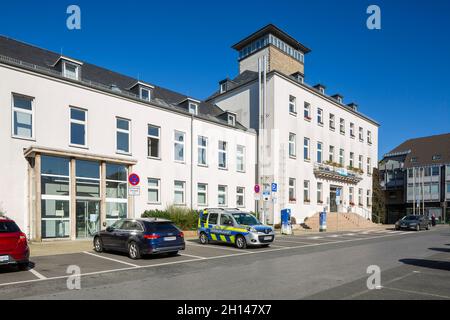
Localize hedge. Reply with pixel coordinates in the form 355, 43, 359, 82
142, 205, 199, 230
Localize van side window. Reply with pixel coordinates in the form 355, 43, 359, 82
208, 213, 218, 225
220, 214, 234, 226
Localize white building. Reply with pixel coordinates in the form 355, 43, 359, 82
0, 36, 256, 241
208, 25, 379, 224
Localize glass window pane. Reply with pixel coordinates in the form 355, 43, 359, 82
148, 137, 159, 157
117, 119, 129, 130
41, 156, 70, 176
106, 164, 127, 181
76, 179, 100, 198
76, 160, 99, 179
71, 108, 85, 121
148, 190, 159, 202
71, 122, 85, 145
41, 176, 70, 196
41, 199, 70, 219
13, 95, 33, 110
148, 125, 159, 137
175, 143, 184, 161
106, 181, 127, 199
106, 202, 127, 220
14, 111, 32, 137
117, 131, 129, 153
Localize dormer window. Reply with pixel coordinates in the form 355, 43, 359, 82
432, 154, 441, 161
63, 62, 80, 80
220, 83, 227, 94
228, 114, 236, 126
189, 102, 198, 115
140, 87, 151, 101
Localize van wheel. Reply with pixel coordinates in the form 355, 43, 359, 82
128, 241, 141, 260
426, 224, 430, 230
416, 224, 420, 232
94, 236, 103, 253
235, 235, 247, 249
199, 232, 209, 245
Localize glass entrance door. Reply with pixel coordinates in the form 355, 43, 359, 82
330, 187, 337, 212
76, 200, 100, 238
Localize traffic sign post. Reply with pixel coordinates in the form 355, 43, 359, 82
128, 173, 140, 186
128, 173, 140, 219
271, 183, 278, 193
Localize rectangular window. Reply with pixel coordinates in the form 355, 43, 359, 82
105, 164, 128, 226
303, 180, 310, 203
289, 133, 296, 158
340, 118, 345, 134
349, 152, 354, 168
317, 108, 323, 125
367, 189, 372, 207
304, 102, 311, 120
197, 183, 208, 206
140, 87, 151, 101
358, 188, 363, 206
317, 182, 323, 203
218, 141, 227, 169
70, 107, 87, 146
359, 155, 363, 170
116, 118, 130, 154
349, 187, 354, 204
329, 146, 335, 163
339, 149, 344, 166
359, 127, 363, 141
289, 95, 297, 114
304, 137, 310, 160
367, 131, 372, 144
148, 178, 160, 204
289, 178, 296, 202
174, 181, 185, 205
63, 62, 79, 80
367, 158, 371, 175
12, 94, 34, 139
147, 125, 160, 158
329, 114, 335, 130
218, 185, 228, 206
188, 103, 198, 115
198, 136, 208, 166
236, 187, 245, 207
227, 114, 236, 126
317, 142, 323, 163
174, 131, 185, 162
236, 145, 245, 172
350, 123, 355, 137
432, 166, 439, 176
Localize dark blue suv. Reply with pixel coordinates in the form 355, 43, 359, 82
93, 218, 185, 259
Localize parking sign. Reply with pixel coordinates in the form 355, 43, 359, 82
271, 183, 278, 192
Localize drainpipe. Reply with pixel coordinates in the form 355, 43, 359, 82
190, 115, 194, 211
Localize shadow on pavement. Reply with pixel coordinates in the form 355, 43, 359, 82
428, 247, 450, 253
399, 258, 450, 271
0, 261, 36, 274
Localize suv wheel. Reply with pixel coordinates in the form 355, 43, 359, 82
416, 224, 420, 232
235, 235, 247, 249
426, 224, 430, 230
94, 236, 103, 253
199, 232, 209, 245
128, 241, 141, 260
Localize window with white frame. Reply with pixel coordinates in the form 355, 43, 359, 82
358, 188, 363, 206
289, 95, 297, 114
148, 178, 160, 203
198, 136, 208, 166
317, 182, 323, 203
349, 152, 354, 168
317, 108, 323, 125
359, 155, 363, 170
227, 114, 236, 126
317, 142, 323, 163
349, 187, 354, 205
367, 130, 372, 144
367, 189, 372, 207
218, 185, 227, 206
147, 125, 160, 158
329, 145, 335, 163
70, 107, 87, 147
339, 149, 344, 166
63, 62, 80, 80
236, 145, 245, 172
304, 102, 311, 120
303, 137, 310, 160
329, 114, 335, 130
289, 133, 297, 158
12, 94, 34, 139
350, 123, 355, 137
289, 178, 296, 202
189, 103, 198, 115
174, 180, 185, 205
197, 183, 208, 206
303, 180, 310, 203
116, 118, 130, 154
340, 118, 345, 134
218, 141, 227, 169
140, 87, 151, 101
236, 187, 245, 207
174, 131, 185, 162
359, 127, 364, 141
367, 157, 371, 175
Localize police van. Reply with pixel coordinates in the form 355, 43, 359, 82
197, 208, 275, 249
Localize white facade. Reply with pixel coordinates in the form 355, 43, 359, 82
213, 71, 379, 224
0, 62, 256, 240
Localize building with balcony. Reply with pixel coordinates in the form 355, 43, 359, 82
379, 133, 450, 223
208, 24, 379, 224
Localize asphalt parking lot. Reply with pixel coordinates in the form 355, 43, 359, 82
0, 228, 417, 288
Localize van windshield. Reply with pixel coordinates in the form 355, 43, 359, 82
232, 213, 260, 226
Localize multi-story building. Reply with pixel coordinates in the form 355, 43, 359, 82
379, 133, 450, 223
0, 36, 257, 241
208, 25, 379, 224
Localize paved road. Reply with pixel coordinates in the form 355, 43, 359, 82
0, 226, 449, 300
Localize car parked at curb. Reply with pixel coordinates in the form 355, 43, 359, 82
93, 218, 185, 259
198, 208, 275, 249
395, 215, 430, 231
0, 216, 30, 270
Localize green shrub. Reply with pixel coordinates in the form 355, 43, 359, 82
142, 205, 199, 230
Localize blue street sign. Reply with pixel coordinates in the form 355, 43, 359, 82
336, 189, 341, 197
271, 183, 278, 192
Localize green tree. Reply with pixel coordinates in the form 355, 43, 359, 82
371, 167, 386, 223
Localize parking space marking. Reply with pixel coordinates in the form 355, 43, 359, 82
29, 268, 47, 280
179, 253, 207, 260
382, 286, 450, 299
186, 242, 249, 253
83, 251, 140, 268
0, 231, 417, 288
275, 239, 320, 245
268, 244, 291, 248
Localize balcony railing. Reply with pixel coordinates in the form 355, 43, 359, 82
313, 162, 363, 184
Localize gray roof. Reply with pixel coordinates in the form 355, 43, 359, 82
0, 35, 248, 131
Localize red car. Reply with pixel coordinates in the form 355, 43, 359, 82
0, 216, 30, 270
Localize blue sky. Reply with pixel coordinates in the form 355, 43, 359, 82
1, 0, 449, 158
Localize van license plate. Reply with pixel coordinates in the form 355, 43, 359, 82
264, 236, 273, 241
164, 237, 176, 241
0, 256, 9, 262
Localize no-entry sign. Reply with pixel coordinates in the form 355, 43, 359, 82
128, 173, 140, 186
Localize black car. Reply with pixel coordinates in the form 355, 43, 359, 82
93, 218, 185, 259
395, 215, 430, 231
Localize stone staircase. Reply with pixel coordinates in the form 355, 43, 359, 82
302, 212, 378, 232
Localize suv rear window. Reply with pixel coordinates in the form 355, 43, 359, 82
146, 222, 179, 233
0, 221, 20, 233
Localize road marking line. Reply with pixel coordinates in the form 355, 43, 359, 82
344, 233, 356, 236
0, 231, 416, 288
267, 244, 290, 248
275, 239, 320, 245
28, 268, 47, 280
179, 253, 207, 260
83, 251, 139, 267
382, 286, 450, 299
328, 235, 341, 238
186, 242, 247, 253
307, 236, 324, 239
